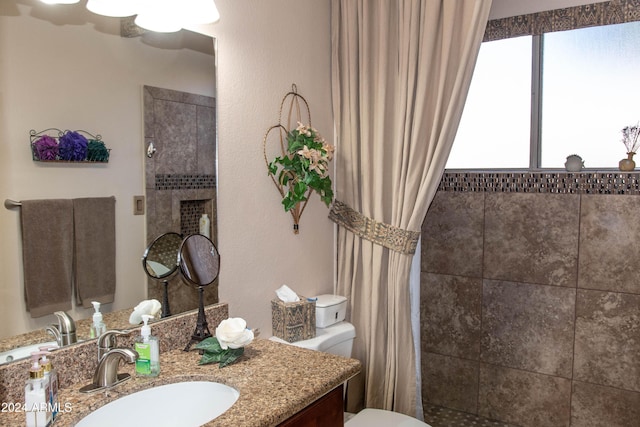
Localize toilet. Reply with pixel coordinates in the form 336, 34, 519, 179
269, 295, 431, 427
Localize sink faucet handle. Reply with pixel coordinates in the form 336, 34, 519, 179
97, 330, 131, 360
53, 311, 76, 334
46, 325, 62, 347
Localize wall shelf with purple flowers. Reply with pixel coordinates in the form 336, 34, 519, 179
30, 128, 111, 163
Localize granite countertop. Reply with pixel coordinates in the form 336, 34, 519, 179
0, 309, 135, 354
1, 339, 361, 427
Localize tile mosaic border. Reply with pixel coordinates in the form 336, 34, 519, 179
484, 0, 639, 42
439, 172, 640, 195
155, 173, 216, 190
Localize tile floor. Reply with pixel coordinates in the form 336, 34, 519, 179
424, 404, 519, 427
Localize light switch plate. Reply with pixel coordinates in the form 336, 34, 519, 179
133, 195, 145, 215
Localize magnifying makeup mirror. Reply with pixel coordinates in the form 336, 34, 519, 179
178, 233, 220, 351
142, 232, 183, 318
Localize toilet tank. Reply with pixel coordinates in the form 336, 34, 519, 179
270, 321, 356, 358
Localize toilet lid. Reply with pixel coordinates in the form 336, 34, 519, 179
345, 408, 432, 427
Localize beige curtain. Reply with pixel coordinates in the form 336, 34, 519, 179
330, 0, 491, 416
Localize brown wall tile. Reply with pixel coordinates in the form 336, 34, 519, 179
484, 193, 579, 287
422, 352, 479, 414
574, 289, 640, 392
478, 364, 571, 427
422, 183, 640, 425
421, 192, 484, 277
578, 195, 640, 294
571, 381, 640, 427
421, 273, 482, 359
481, 280, 576, 377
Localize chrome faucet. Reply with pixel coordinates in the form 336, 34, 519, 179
97, 330, 131, 361
45, 311, 77, 347
79, 348, 138, 393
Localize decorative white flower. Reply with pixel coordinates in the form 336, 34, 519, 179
297, 145, 313, 159
322, 142, 335, 161
296, 121, 312, 137
215, 317, 254, 350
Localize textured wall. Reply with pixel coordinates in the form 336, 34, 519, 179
208, 0, 335, 336
421, 174, 640, 427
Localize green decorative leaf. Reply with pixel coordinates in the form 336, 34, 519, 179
220, 348, 245, 368
194, 337, 224, 353
294, 181, 307, 198
282, 194, 297, 212
198, 351, 225, 365
268, 162, 277, 175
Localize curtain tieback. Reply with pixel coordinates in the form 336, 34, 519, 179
328, 200, 420, 255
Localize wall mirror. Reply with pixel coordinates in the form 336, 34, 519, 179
0, 0, 217, 363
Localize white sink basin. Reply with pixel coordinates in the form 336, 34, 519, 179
0, 341, 58, 365
75, 381, 239, 427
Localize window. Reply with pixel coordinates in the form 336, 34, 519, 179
447, 20, 640, 170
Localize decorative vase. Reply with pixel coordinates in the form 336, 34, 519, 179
564, 154, 584, 172
619, 152, 636, 171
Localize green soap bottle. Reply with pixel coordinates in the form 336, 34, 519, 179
134, 315, 160, 377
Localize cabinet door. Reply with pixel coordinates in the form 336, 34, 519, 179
278, 384, 344, 427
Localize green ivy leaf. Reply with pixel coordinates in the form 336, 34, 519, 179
194, 337, 223, 353
294, 181, 307, 198
282, 193, 297, 212
219, 348, 244, 368
198, 351, 225, 365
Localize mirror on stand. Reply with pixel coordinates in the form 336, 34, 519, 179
142, 232, 183, 318
178, 234, 220, 351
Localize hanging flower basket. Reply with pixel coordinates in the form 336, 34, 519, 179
263, 85, 334, 234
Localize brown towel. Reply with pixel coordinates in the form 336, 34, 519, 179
73, 197, 116, 308
21, 199, 74, 318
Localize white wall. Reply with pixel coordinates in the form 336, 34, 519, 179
0, 1, 215, 338
205, 0, 335, 334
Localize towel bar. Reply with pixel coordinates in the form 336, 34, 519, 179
4, 199, 21, 209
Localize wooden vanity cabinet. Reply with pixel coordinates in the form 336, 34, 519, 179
277, 384, 344, 427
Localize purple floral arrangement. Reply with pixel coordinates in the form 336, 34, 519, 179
58, 131, 88, 161
32, 135, 59, 160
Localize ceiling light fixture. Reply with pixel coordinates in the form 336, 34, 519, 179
86, 0, 140, 18
134, 0, 220, 33
39, 0, 80, 4
40, 0, 219, 33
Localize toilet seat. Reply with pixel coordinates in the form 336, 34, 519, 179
345, 408, 431, 427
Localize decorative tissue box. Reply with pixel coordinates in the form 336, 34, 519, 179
271, 297, 316, 343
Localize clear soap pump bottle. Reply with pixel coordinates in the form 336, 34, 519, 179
90, 301, 106, 338
135, 315, 160, 377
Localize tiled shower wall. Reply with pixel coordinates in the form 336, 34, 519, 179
144, 86, 218, 314
420, 172, 640, 427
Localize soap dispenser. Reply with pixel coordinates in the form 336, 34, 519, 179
38, 348, 59, 422
90, 301, 107, 338
25, 352, 51, 427
135, 315, 160, 377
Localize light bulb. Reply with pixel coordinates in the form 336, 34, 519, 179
135, 0, 183, 33
39, 0, 80, 4
182, 0, 220, 25
86, 0, 140, 17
